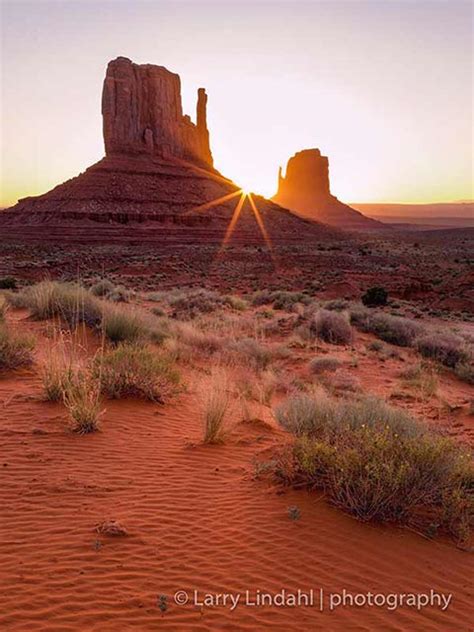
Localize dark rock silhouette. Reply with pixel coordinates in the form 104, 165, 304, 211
273, 149, 387, 231
0, 58, 341, 244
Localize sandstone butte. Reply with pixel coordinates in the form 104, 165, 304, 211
272, 149, 386, 231
0, 57, 381, 243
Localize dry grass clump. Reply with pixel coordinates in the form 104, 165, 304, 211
0, 324, 35, 370
401, 363, 439, 399
90, 279, 134, 303
227, 337, 276, 372
30, 281, 103, 328
0, 298, 7, 322
174, 322, 224, 356
203, 370, 231, 444
62, 369, 103, 434
309, 356, 342, 374
416, 332, 470, 368
310, 309, 353, 345
101, 305, 169, 345
351, 308, 424, 347
275, 393, 473, 543
95, 344, 179, 402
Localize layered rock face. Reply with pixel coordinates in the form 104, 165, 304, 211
273, 149, 386, 231
102, 57, 213, 166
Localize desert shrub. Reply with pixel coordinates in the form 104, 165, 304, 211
0, 276, 18, 290
275, 391, 338, 437
0, 324, 35, 370
108, 285, 134, 303
352, 309, 424, 347
276, 393, 473, 542
416, 333, 470, 368
454, 362, 474, 385
151, 306, 166, 317
310, 309, 353, 345
203, 370, 230, 443
90, 279, 115, 297
252, 290, 310, 310
324, 299, 349, 311
168, 288, 241, 319
62, 370, 103, 434
309, 356, 342, 374
96, 344, 179, 401
362, 286, 388, 307
175, 322, 224, 356
227, 337, 275, 371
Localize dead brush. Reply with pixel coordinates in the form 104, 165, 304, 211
202, 369, 231, 444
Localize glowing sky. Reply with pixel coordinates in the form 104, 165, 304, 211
1, 0, 472, 207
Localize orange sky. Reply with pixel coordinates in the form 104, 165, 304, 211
1, 0, 473, 208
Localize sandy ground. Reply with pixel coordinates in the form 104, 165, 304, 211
0, 309, 473, 631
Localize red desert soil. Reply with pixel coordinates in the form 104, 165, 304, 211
0, 314, 473, 631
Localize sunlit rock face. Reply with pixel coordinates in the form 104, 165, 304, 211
102, 57, 213, 167
273, 148, 386, 231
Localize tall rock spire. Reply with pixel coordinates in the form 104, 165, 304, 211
101, 57, 213, 167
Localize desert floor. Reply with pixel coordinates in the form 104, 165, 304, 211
1, 294, 472, 631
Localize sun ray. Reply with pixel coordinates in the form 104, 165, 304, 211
247, 193, 273, 252
184, 189, 242, 215
214, 191, 247, 260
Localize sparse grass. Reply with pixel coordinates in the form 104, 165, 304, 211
95, 344, 179, 401
41, 352, 76, 401
310, 309, 353, 345
0, 324, 35, 370
203, 370, 230, 444
275, 393, 473, 543
416, 333, 470, 368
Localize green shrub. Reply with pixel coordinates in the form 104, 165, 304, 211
96, 344, 179, 401
310, 309, 353, 345
362, 286, 388, 307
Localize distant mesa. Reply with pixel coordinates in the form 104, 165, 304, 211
273, 149, 387, 231
0, 58, 356, 243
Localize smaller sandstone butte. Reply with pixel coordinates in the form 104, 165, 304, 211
273, 149, 387, 231
102, 57, 213, 166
